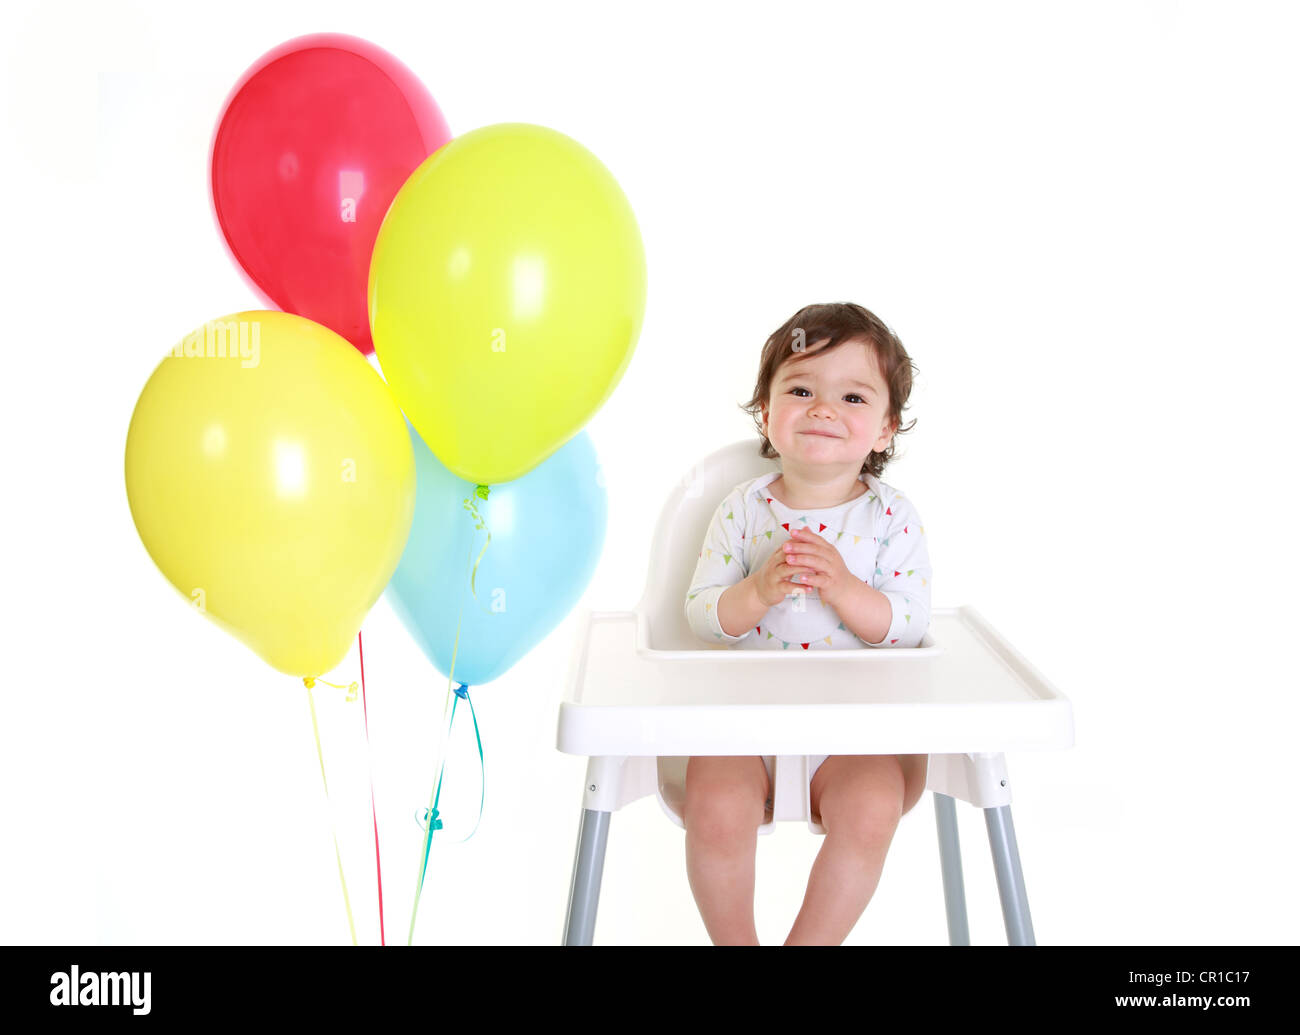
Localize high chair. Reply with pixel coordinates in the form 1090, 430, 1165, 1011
557, 440, 1074, 945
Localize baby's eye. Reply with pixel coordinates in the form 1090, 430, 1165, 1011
789, 387, 866, 404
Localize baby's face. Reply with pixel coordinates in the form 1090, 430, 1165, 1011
761, 338, 896, 471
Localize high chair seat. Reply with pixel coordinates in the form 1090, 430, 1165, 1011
556, 440, 1074, 945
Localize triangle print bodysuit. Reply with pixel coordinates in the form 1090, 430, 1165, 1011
684, 469, 932, 651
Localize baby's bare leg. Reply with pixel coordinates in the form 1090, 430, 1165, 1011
784, 754, 907, 946
683, 755, 770, 946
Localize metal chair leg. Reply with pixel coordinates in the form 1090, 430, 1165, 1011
563, 807, 610, 945
933, 791, 970, 945
984, 804, 1035, 945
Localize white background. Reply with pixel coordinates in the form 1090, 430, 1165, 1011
2, 0, 1297, 946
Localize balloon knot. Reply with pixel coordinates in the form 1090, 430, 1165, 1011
475, 484, 490, 500
303, 677, 316, 689
453, 684, 469, 700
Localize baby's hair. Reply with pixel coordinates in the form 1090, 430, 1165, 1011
739, 302, 918, 480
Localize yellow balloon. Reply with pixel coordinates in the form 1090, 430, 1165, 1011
369, 122, 646, 485
125, 311, 415, 678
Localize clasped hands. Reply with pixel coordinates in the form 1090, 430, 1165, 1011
753, 526, 860, 611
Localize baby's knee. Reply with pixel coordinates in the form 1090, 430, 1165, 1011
824, 784, 904, 844
684, 796, 764, 844
684, 761, 766, 838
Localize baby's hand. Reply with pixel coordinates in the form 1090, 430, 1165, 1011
751, 540, 819, 608
781, 527, 856, 609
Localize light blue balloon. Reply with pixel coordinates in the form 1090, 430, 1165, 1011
385, 425, 607, 686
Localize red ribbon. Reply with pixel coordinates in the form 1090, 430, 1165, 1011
357, 630, 385, 946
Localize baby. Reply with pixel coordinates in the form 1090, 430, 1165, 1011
682, 302, 932, 945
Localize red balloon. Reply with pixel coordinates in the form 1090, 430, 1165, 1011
210, 34, 451, 355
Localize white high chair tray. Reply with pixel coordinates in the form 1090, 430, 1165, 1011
556, 605, 1073, 758
632, 611, 944, 660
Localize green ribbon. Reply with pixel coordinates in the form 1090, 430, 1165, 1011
464, 484, 495, 616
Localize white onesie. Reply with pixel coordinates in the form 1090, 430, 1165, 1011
683, 469, 933, 794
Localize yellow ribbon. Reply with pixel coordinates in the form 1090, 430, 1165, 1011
304, 678, 358, 946
304, 676, 358, 702
463, 485, 495, 615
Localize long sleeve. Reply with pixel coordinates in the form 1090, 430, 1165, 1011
684, 487, 755, 644
864, 492, 932, 648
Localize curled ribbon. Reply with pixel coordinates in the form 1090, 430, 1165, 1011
463, 485, 495, 615
303, 676, 359, 703
407, 486, 493, 945
415, 807, 443, 833
413, 684, 485, 844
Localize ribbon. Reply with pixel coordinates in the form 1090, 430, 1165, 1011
464, 484, 496, 616
301, 633, 385, 946
303, 676, 357, 701
407, 484, 492, 946
413, 684, 486, 844
304, 679, 358, 946
356, 631, 386, 946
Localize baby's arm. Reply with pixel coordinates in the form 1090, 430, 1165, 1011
684, 488, 757, 644
716, 577, 769, 638
861, 492, 933, 648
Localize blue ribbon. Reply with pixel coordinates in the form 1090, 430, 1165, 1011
413, 681, 486, 901
415, 807, 443, 832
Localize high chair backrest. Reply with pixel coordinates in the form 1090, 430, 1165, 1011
635, 440, 779, 652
